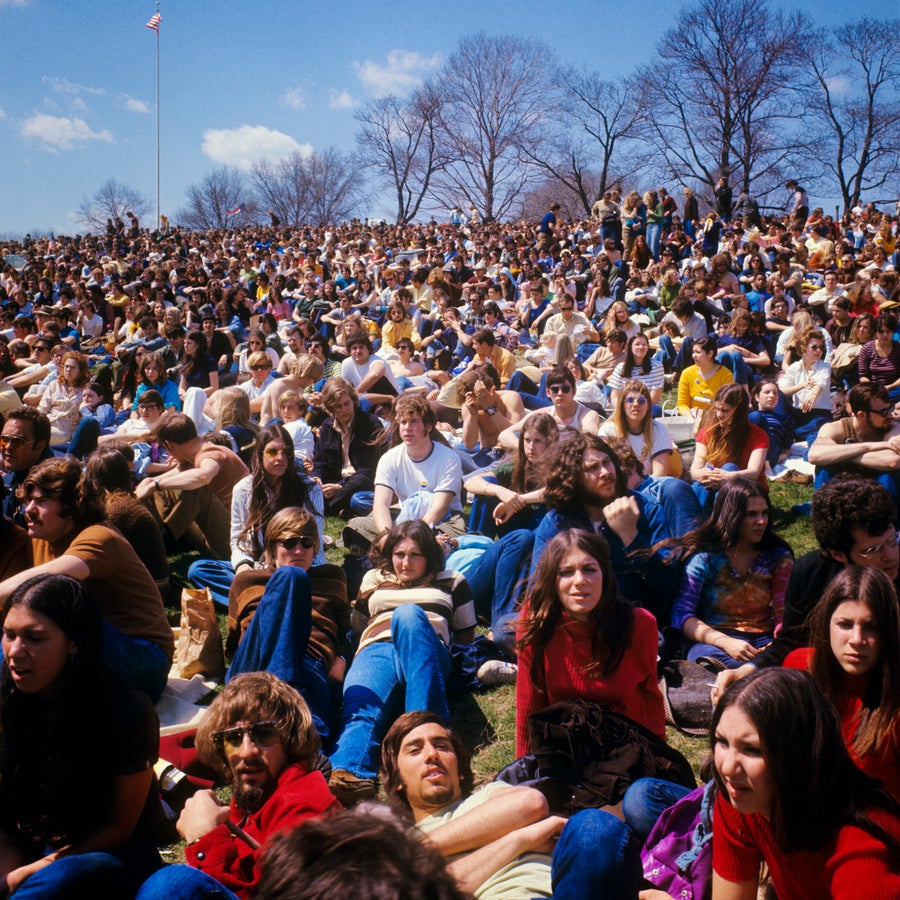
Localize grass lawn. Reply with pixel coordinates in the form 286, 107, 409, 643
167, 480, 816, 786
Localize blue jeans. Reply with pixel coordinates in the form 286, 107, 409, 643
691, 462, 739, 515
16, 849, 159, 900
552, 808, 642, 899
226, 567, 334, 747
187, 558, 235, 607
137, 864, 240, 900
330, 604, 451, 779
103, 622, 170, 703
622, 777, 694, 839
463, 529, 534, 657
716, 350, 750, 385
646, 223, 662, 261
687, 628, 772, 669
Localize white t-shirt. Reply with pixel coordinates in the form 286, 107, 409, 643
600, 418, 675, 469
374, 440, 463, 513
340, 353, 400, 393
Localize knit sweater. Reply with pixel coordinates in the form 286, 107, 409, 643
515, 607, 664, 756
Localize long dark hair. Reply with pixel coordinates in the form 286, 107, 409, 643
700, 382, 751, 468
509, 412, 558, 494
181, 329, 207, 379
519, 530, 634, 690
808, 566, 900, 757
0, 575, 107, 845
658, 476, 790, 560
239, 423, 315, 560
712, 669, 900, 860
622, 333, 651, 377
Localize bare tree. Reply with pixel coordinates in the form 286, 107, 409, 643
77, 179, 151, 233
355, 86, 451, 224
801, 19, 900, 213
430, 33, 553, 221
639, 0, 811, 203
524, 72, 650, 214
177, 167, 255, 230
252, 149, 366, 227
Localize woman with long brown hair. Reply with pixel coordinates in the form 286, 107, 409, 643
690, 382, 769, 512
515, 528, 663, 757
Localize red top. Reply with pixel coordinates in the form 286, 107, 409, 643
785, 647, 900, 803
696, 422, 769, 488
515, 606, 664, 756
714, 791, 900, 899
185, 763, 339, 899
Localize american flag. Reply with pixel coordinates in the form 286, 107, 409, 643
146, 12, 161, 31
226, 207, 242, 216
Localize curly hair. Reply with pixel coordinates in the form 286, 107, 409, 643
196, 672, 319, 777
519, 530, 634, 690
58, 351, 89, 389
543, 432, 625, 509
811, 475, 895, 556
381, 711, 474, 814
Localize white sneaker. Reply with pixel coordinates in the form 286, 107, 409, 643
476, 659, 518, 686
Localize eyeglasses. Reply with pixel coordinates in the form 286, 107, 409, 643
624, 395, 648, 406
250, 364, 272, 372
547, 384, 573, 395
263, 446, 291, 459
808, 345, 824, 352
0, 434, 34, 448
856, 530, 900, 560
213, 720, 281, 753
278, 534, 316, 551
559, 306, 574, 312
869, 404, 895, 418
34, 345, 50, 353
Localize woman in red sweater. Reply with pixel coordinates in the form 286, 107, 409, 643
711, 668, 900, 899
515, 529, 663, 757
784, 565, 900, 802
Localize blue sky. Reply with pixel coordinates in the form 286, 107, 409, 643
0, 0, 894, 237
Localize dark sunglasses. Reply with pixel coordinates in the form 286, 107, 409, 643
213, 720, 280, 753
278, 535, 316, 551
548, 384, 572, 395
250, 364, 271, 371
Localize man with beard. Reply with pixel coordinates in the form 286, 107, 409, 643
136, 672, 338, 900
381, 712, 640, 898
530, 432, 681, 622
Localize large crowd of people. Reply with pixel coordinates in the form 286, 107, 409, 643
1, 189, 900, 897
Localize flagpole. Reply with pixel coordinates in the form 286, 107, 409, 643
155, 2, 160, 229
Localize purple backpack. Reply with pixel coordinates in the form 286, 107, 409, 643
641, 781, 715, 900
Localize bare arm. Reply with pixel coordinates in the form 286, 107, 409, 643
0, 554, 91, 604
134, 455, 223, 500
372, 483, 395, 534
422, 491, 454, 528
711, 872, 758, 900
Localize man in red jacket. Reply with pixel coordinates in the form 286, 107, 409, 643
136, 672, 338, 900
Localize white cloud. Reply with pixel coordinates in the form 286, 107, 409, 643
353, 49, 441, 96
825, 76, 851, 98
201, 125, 312, 171
279, 86, 306, 111
0, 0, 30, 7
20, 113, 113, 151
124, 95, 151, 114
43, 76, 105, 97
328, 89, 356, 110
71, 97, 88, 112
0, 105, 6, 119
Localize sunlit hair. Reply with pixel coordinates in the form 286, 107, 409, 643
321, 377, 359, 413
289, 353, 325, 383
622, 333, 651, 377
519, 529, 633, 691
381, 711, 474, 814
808, 566, 900, 757
140, 351, 167, 386
510, 412, 558, 494
196, 672, 319, 776
19, 456, 104, 529
58, 351, 89, 388
263, 506, 319, 564
392, 392, 437, 429
610, 380, 654, 460
216, 386, 256, 432
372, 520, 444, 587
700, 382, 750, 467
711, 668, 900, 858
850, 312, 876, 344
544, 432, 625, 509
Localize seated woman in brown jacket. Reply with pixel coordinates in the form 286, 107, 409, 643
226, 506, 350, 749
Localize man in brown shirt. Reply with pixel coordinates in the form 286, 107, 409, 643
135, 412, 249, 559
